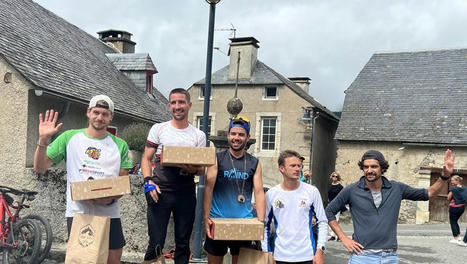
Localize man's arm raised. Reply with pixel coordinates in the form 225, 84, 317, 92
428, 149, 454, 198
34, 109, 62, 173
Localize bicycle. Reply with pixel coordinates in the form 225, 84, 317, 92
11, 188, 53, 263
0, 185, 41, 264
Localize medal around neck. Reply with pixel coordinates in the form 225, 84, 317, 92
229, 152, 247, 204
237, 194, 246, 203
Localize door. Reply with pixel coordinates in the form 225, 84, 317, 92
429, 172, 467, 222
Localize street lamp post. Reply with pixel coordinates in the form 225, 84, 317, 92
192, 0, 220, 261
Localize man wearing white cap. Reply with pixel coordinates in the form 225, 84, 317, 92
34, 95, 133, 264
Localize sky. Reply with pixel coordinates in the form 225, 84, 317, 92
35, 0, 467, 111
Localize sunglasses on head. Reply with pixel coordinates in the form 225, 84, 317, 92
232, 115, 250, 123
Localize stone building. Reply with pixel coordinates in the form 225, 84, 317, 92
336, 48, 467, 224
0, 0, 170, 255
187, 37, 339, 198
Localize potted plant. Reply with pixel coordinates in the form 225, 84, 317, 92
120, 122, 151, 164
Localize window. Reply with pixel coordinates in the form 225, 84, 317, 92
199, 86, 205, 98
197, 116, 212, 136
261, 117, 276, 150
199, 86, 212, 99
146, 73, 153, 93
263, 86, 277, 100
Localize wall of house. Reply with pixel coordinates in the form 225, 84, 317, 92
0, 56, 31, 187
336, 141, 467, 223
188, 84, 313, 188
311, 116, 337, 203
121, 71, 147, 92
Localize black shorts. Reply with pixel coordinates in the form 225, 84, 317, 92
67, 217, 126, 250
203, 235, 252, 256
276, 261, 313, 264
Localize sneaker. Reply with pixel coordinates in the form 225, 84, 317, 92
450, 238, 460, 244
457, 240, 467, 247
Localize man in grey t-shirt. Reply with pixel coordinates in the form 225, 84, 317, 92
325, 149, 454, 263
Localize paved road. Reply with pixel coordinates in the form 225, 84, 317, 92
36, 223, 467, 264
325, 224, 467, 264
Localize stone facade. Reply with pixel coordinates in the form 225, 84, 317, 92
189, 85, 312, 188
336, 141, 467, 223
24, 169, 176, 256
0, 56, 30, 188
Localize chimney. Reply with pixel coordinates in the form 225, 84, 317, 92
97, 29, 136, 53
289, 77, 311, 94
228, 37, 259, 79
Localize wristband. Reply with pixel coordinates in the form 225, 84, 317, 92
143, 177, 152, 184
37, 142, 48, 148
440, 175, 451, 181
144, 183, 156, 193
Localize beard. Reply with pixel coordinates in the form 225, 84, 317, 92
172, 109, 186, 120
173, 114, 185, 120
365, 173, 381, 182
229, 140, 246, 151
90, 120, 107, 131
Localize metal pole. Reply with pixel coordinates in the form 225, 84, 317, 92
192, 2, 217, 260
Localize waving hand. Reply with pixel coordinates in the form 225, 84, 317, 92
39, 109, 63, 140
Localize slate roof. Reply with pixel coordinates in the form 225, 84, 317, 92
106, 53, 158, 72
336, 48, 467, 144
195, 60, 338, 120
0, 0, 170, 123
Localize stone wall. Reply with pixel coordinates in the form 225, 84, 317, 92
0, 56, 30, 187
24, 169, 177, 254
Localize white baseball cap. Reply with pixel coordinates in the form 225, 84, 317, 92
88, 95, 114, 113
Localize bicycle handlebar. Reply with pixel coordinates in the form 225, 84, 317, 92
0, 185, 38, 196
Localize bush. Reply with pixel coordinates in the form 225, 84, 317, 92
120, 122, 151, 152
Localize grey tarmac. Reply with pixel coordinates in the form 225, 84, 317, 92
36, 223, 467, 264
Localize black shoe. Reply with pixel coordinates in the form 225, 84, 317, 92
328, 236, 336, 241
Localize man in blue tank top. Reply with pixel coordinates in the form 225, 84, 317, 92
203, 116, 266, 264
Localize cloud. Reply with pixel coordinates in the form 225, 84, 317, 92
35, 0, 467, 111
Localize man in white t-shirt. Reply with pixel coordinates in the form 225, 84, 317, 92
262, 150, 327, 264
34, 95, 133, 264
142, 88, 206, 263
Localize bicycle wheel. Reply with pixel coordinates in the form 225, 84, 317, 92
4, 219, 41, 264
23, 215, 53, 263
